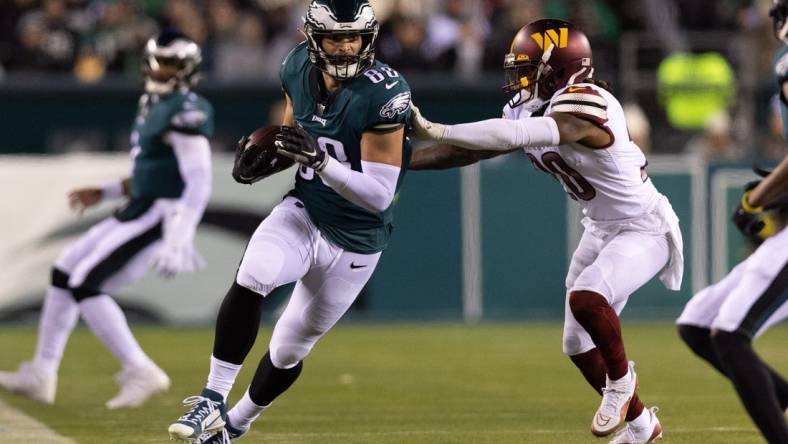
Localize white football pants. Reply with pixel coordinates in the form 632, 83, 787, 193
562, 228, 670, 355
236, 197, 381, 369
55, 200, 168, 293
678, 225, 788, 338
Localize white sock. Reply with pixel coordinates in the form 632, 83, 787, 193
227, 388, 268, 431
206, 355, 242, 400
630, 407, 651, 428
32, 286, 80, 375
79, 295, 152, 370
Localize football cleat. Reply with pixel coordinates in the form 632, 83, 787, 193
168, 388, 227, 442
106, 363, 171, 409
196, 420, 246, 444
0, 361, 57, 404
608, 407, 663, 444
592, 361, 638, 437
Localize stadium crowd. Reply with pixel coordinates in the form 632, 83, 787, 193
0, 0, 770, 82
0, 0, 783, 159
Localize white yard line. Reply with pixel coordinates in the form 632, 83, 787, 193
0, 398, 74, 444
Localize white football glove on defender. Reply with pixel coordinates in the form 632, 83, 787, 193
152, 204, 205, 278
410, 103, 447, 141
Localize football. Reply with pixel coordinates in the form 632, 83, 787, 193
234, 125, 296, 183
247, 125, 295, 170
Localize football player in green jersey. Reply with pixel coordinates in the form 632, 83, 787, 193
677, 2, 788, 442
168, 1, 411, 442
0, 29, 214, 409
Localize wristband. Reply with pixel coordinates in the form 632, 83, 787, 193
101, 181, 124, 200
741, 191, 761, 213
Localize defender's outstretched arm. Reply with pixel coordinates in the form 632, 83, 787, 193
410, 144, 513, 170
411, 104, 612, 151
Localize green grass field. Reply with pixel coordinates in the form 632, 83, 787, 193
0, 322, 784, 443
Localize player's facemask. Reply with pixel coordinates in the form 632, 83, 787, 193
502, 44, 556, 112
303, 0, 378, 80
142, 30, 202, 95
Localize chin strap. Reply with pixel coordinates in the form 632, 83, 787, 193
145, 79, 177, 95
510, 43, 556, 111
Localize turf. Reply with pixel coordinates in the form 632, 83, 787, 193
0, 322, 784, 443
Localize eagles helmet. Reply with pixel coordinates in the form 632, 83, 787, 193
303, 0, 379, 80
770, 0, 788, 43
142, 28, 202, 94
503, 19, 593, 111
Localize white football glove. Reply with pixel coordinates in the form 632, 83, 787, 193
410, 103, 447, 141
152, 204, 206, 278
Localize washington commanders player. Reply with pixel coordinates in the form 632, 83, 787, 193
0, 29, 213, 409
410, 19, 682, 443
676, 1, 788, 442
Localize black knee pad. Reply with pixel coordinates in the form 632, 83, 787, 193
70, 285, 102, 302
51, 267, 70, 290
229, 280, 263, 300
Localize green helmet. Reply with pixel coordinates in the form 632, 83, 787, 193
303, 0, 379, 80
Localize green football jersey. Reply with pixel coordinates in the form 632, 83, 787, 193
280, 42, 412, 254
774, 45, 788, 141
129, 90, 214, 200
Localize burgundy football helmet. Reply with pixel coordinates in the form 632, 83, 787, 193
503, 19, 594, 110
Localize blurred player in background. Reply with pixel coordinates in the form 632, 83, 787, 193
0, 29, 213, 409
676, 1, 788, 442
410, 19, 683, 443
168, 1, 411, 442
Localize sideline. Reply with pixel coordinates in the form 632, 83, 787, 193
0, 398, 74, 443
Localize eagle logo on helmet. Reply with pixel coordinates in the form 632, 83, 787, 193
142, 28, 202, 95
303, 0, 379, 80
502, 19, 593, 111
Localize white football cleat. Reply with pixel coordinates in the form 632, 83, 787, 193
592, 361, 638, 436
0, 362, 57, 404
608, 407, 663, 443
105, 363, 170, 409
168, 389, 227, 442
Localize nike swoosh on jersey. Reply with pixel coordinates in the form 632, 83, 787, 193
350, 262, 367, 269
385, 81, 399, 90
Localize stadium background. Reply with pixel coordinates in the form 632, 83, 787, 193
0, 0, 782, 323
0, 1, 786, 443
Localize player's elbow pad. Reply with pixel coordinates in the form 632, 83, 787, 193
318, 158, 400, 213
443, 117, 560, 150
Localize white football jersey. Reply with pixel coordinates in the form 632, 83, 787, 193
503, 83, 660, 221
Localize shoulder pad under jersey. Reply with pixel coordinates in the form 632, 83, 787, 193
550, 84, 609, 126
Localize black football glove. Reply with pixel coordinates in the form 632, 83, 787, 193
732, 183, 777, 245
751, 165, 788, 211
275, 126, 328, 171
232, 135, 271, 185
